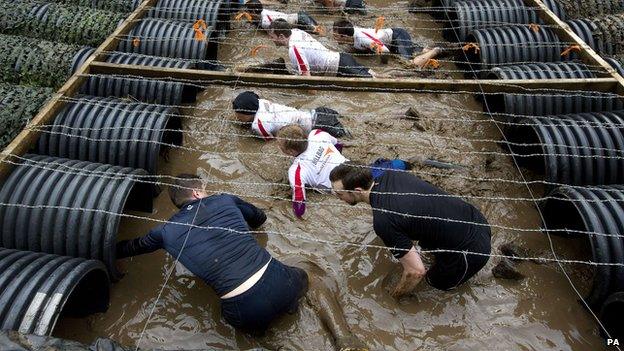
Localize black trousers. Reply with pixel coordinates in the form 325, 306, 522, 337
336, 53, 372, 78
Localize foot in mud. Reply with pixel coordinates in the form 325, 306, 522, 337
492, 258, 525, 281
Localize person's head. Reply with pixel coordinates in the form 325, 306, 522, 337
244, 0, 263, 20
268, 19, 292, 46
169, 174, 209, 208
232, 91, 259, 123
329, 162, 373, 205
332, 19, 354, 44
276, 124, 308, 156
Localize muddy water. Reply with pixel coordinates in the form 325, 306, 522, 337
55, 1, 606, 350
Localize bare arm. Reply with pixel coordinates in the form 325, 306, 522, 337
412, 47, 441, 68
391, 246, 426, 298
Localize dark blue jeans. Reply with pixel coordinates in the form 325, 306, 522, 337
389, 28, 423, 60
220, 259, 308, 332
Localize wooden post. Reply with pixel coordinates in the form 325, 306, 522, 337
0, 0, 158, 181
89, 62, 620, 93
523, 0, 624, 95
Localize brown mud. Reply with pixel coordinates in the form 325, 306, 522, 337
55, 1, 605, 350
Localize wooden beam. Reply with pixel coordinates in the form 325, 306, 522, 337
0, 0, 158, 181
89, 61, 620, 93
523, 0, 624, 95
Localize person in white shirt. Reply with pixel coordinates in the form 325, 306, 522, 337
268, 19, 377, 77
232, 91, 348, 138
314, 0, 366, 14
276, 124, 413, 218
332, 19, 441, 68
276, 124, 348, 218
244, 0, 321, 34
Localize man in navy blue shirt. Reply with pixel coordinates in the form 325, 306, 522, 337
329, 163, 491, 297
116, 174, 308, 333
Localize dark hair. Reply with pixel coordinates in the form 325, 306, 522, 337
245, 0, 263, 15
329, 162, 373, 190
269, 18, 292, 37
232, 91, 259, 115
333, 19, 354, 36
169, 174, 203, 208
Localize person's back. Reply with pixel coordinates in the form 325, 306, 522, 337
288, 28, 340, 76
253, 99, 315, 137
370, 170, 484, 252
277, 126, 348, 217
158, 193, 271, 296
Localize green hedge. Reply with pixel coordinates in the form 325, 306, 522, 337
0, 1, 45, 34
591, 14, 624, 56
0, 34, 84, 88
51, 0, 137, 12
0, 83, 53, 149
555, 0, 624, 19
0, 1, 126, 46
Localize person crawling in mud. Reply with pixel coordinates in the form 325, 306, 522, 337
268, 19, 379, 77
232, 90, 348, 139
332, 19, 441, 68
313, 0, 366, 14
242, 0, 323, 34
115, 174, 364, 350
277, 124, 409, 217
329, 162, 492, 296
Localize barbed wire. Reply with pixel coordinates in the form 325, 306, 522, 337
4, 153, 624, 206
54, 93, 624, 133
27, 121, 624, 157
0, 200, 622, 265
76, 73, 624, 99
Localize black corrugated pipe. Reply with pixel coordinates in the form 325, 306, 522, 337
0, 248, 109, 336
483, 61, 623, 116
600, 292, 624, 340
117, 18, 218, 62
540, 185, 624, 310
506, 111, 624, 186
486, 92, 624, 116
487, 61, 596, 80
431, 0, 565, 20
36, 96, 183, 175
464, 25, 569, 75
143, 0, 233, 33
71, 48, 200, 104
0, 154, 153, 281
445, 0, 565, 42
605, 57, 624, 76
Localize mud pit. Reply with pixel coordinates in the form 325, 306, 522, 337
55, 1, 604, 350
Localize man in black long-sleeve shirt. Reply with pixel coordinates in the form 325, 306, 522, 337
116, 174, 308, 332
329, 162, 491, 297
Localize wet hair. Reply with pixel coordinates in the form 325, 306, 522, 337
277, 124, 308, 155
329, 162, 373, 190
245, 0, 263, 15
269, 18, 292, 37
232, 91, 259, 115
169, 174, 203, 208
333, 19, 354, 36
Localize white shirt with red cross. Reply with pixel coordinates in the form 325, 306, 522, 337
251, 99, 315, 140
287, 129, 348, 217
288, 29, 340, 76
260, 9, 298, 29
353, 27, 393, 53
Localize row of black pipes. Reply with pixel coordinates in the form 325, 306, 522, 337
0, 0, 233, 337
427, 0, 624, 339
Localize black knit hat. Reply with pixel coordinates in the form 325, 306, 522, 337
232, 91, 260, 115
